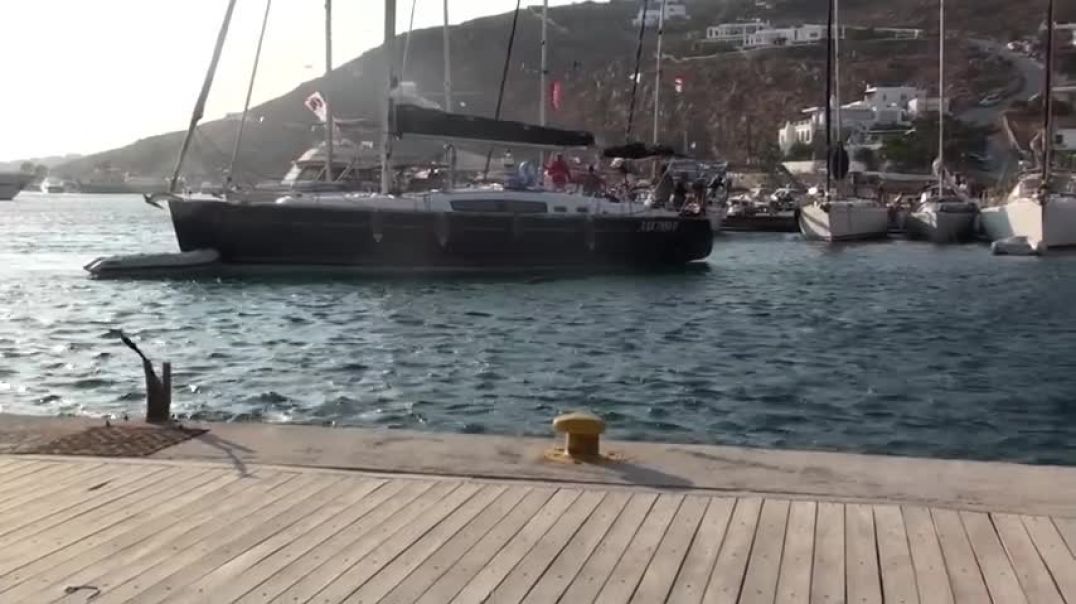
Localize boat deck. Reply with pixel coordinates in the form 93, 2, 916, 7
1, 455, 1074, 603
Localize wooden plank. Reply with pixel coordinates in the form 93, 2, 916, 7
960, 511, 1028, 604
161, 477, 387, 602
87, 473, 344, 604
667, 497, 736, 604
703, 497, 763, 604
591, 493, 683, 604
342, 485, 507, 604
0, 462, 99, 507
414, 488, 558, 603
0, 463, 113, 516
902, 506, 953, 604
846, 503, 882, 604
271, 481, 461, 603
0, 463, 165, 539
1022, 515, 1076, 602
992, 513, 1063, 604
739, 499, 791, 604
46, 471, 311, 604
0, 466, 207, 574
630, 495, 709, 603
1054, 517, 1076, 558
448, 488, 583, 603
380, 487, 533, 604
775, 500, 815, 604
0, 470, 240, 600
521, 490, 632, 604
931, 508, 991, 603
232, 479, 434, 603
0, 461, 54, 485
311, 483, 483, 602
488, 490, 607, 603
811, 501, 845, 604
873, 505, 919, 604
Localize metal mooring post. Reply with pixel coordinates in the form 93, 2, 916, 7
117, 332, 172, 423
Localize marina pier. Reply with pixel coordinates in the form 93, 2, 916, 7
2, 414, 1076, 602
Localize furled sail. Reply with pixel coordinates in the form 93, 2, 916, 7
393, 103, 594, 149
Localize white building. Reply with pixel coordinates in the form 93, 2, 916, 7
906, 97, 951, 117
777, 85, 936, 154
1055, 128, 1076, 152
745, 24, 829, 48
706, 20, 771, 44
632, 0, 689, 27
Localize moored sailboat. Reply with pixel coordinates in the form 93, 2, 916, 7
797, 0, 888, 242
980, 0, 1076, 250
904, 0, 977, 243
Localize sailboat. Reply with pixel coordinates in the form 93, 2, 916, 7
904, 0, 978, 243
797, 0, 889, 242
155, 0, 713, 269
980, 0, 1076, 250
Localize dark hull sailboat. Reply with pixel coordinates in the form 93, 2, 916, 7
168, 191, 713, 269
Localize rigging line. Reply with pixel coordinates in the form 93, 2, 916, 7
229, 0, 273, 184
401, 0, 419, 80
482, 0, 524, 178
624, 0, 649, 141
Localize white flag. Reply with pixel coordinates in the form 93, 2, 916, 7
304, 91, 328, 123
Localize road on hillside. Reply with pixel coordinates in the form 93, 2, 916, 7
958, 39, 1044, 182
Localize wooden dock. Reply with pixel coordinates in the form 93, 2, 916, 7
1, 456, 1075, 603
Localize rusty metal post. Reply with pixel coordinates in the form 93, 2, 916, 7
145, 360, 172, 424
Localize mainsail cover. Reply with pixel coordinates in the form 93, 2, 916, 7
394, 103, 594, 148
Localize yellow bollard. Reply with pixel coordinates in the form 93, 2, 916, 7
552, 411, 605, 458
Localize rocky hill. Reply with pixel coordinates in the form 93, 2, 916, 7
57, 0, 1064, 182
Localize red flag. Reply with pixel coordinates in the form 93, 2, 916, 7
551, 80, 563, 112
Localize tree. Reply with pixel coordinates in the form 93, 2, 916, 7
881, 116, 995, 173
785, 141, 815, 161
19, 161, 33, 174
852, 147, 879, 171
33, 164, 48, 180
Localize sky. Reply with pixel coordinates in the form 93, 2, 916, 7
0, 0, 596, 162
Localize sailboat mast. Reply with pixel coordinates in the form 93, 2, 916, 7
229, 0, 273, 185
540, 0, 549, 127
169, 0, 239, 193
1043, 0, 1056, 185
938, 0, 945, 194
381, 0, 397, 194
824, 0, 834, 194
652, 0, 667, 145
833, 0, 842, 147
324, 0, 334, 183
443, 0, 453, 111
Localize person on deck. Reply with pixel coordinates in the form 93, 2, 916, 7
546, 154, 572, 191
672, 172, 690, 209
582, 165, 604, 197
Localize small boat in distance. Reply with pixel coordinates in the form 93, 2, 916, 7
0, 172, 32, 201
40, 177, 65, 194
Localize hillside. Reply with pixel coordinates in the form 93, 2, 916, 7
56, 0, 1060, 182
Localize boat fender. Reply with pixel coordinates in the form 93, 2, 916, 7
436, 213, 450, 248
371, 211, 384, 243
585, 217, 597, 252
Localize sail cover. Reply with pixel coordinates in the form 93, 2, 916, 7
394, 103, 594, 149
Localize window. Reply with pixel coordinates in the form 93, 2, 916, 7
450, 199, 548, 213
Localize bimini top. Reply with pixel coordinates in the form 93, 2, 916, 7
393, 103, 595, 149
602, 142, 680, 160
